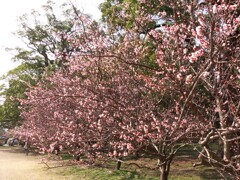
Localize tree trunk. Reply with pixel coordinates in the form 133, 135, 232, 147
217, 139, 223, 158
159, 169, 168, 180
223, 135, 231, 161
159, 164, 170, 180
74, 155, 80, 161
158, 158, 172, 180
216, 97, 230, 161
24, 141, 30, 156
116, 157, 122, 170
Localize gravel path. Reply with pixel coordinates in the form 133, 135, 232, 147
0, 146, 69, 180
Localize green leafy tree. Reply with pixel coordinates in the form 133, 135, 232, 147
10, 0, 75, 70
0, 1, 78, 128
0, 64, 38, 128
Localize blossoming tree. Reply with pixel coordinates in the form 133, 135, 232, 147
14, 0, 240, 179
100, 0, 240, 178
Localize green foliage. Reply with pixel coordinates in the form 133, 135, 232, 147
0, 1, 77, 128
13, 1, 75, 68
100, 0, 139, 31
0, 63, 38, 128
100, 0, 175, 32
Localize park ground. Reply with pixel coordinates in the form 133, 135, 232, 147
0, 146, 73, 180
0, 146, 223, 180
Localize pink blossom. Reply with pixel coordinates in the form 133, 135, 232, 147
196, 49, 204, 56
123, 151, 128, 156
185, 74, 193, 85
176, 73, 183, 80
196, 26, 203, 36
180, 66, 186, 73
212, 5, 218, 13
202, 71, 210, 78
161, 11, 167, 17
189, 53, 198, 63
143, 125, 149, 134
183, 48, 188, 55
229, 5, 237, 11
198, 16, 205, 27
222, 24, 230, 32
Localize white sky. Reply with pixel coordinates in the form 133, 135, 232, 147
0, 0, 104, 77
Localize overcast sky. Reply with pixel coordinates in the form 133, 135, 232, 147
0, 0, 104, 77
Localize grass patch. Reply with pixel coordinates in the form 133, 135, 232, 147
53, 166, 159, 180
60, 153, 73, 160
40, 145, 223, 179
50, 156, 222, 180
52, 164, 222, 180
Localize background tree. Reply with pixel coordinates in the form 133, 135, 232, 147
0, 64, 35, 128
11, 0, 76, 69
0, 0, 78, 128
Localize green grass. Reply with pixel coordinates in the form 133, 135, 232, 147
47, 155, 222, 180
51, 166, 159, 180
49, 144, 223, 180
48, 163, 222, 180
60, 153, 73, 160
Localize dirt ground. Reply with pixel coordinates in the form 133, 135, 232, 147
0, 146, 70, 180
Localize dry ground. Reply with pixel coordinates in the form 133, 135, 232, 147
0, 146, 71, 180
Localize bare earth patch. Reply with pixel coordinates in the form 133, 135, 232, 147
0, 146, 70, 180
